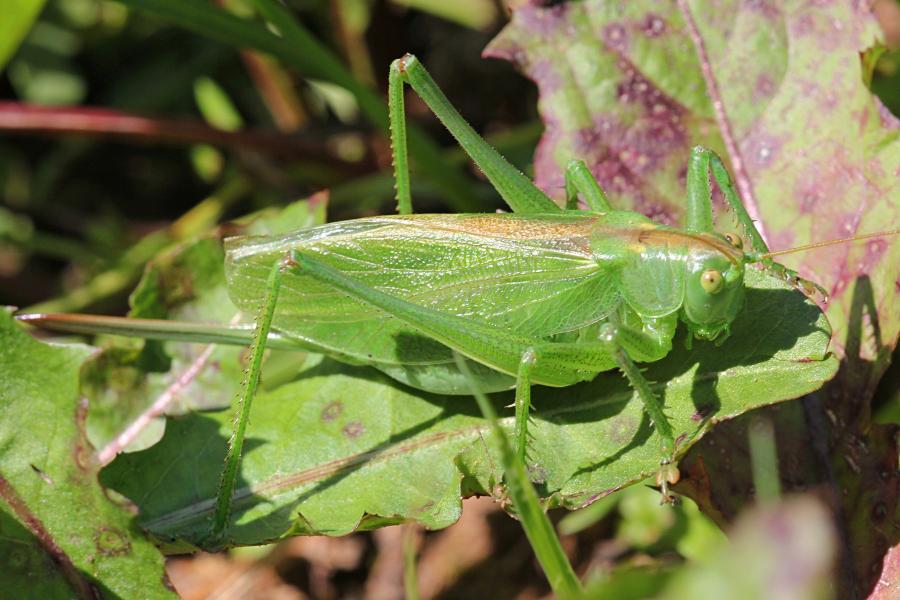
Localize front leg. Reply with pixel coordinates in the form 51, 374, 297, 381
685, 146, 768, 254
686, 147, 827, 300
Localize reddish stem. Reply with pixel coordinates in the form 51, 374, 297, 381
0, 475, 100, 599
97, 342, 217, 467
0, 102, 358, 168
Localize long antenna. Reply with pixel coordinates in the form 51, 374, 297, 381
758, 229, 900, 260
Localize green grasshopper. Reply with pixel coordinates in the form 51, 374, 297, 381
18, 55, 893, 542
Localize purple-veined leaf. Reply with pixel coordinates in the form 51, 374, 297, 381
486, 1, 898, 595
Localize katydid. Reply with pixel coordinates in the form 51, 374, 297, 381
16, 54, 896, 543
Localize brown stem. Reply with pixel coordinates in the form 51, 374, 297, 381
240, 51, 309, 131
0, 474, 101, 599
676, 0, 769, 243
0, 102, 363, 171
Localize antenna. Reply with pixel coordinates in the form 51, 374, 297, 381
757, 229, 899, 260
742, 228, 898, 305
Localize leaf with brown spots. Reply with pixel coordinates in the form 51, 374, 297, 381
0, 310, 176, 598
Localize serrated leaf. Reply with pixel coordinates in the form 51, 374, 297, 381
100, 268, 835, 548
0, 310, 175, 598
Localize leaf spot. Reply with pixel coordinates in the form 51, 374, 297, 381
321, 400, 344, 422
342, 421, 365, 439
755, 73, 776, 100
603, 23, 628, 52
642, 13, 667, 37
94, 526, 132, 557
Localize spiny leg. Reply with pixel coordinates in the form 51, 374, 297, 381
564, 159, 613, 212
388, 59, 412, 215
209, 258, 286, 544
390, 55, 560, 215
686, 146, 768, 253
708, 152, 768, 253
514, 349, 537, 465
711, 148, 829, 299
597, 322, 679, 502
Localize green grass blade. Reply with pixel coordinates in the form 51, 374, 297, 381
454, 353, 581, 599
748, 417, 781, 503
0, 0, 46, 72
402, 524, 421, 600
112, 0, 479, 211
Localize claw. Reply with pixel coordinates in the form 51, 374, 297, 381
656, 461, 681, 505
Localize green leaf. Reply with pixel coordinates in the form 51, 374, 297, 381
0, 309, 175, 598
485, 2, 720, 225
194, 77, 243, 131
100, 267, 835, 548
0, 0, 46, 73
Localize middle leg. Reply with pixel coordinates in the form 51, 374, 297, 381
564, 159, 612, 212
685, 146, 768, 253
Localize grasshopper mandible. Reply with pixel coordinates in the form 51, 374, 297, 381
18, 54, 892, 542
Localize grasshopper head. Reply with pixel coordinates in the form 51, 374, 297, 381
680, 238, 745, 343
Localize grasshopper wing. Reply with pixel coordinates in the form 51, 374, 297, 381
224, 214, 619, 393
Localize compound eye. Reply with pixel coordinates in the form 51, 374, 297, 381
700, 269, 724, 294
724, 232, 743, 249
